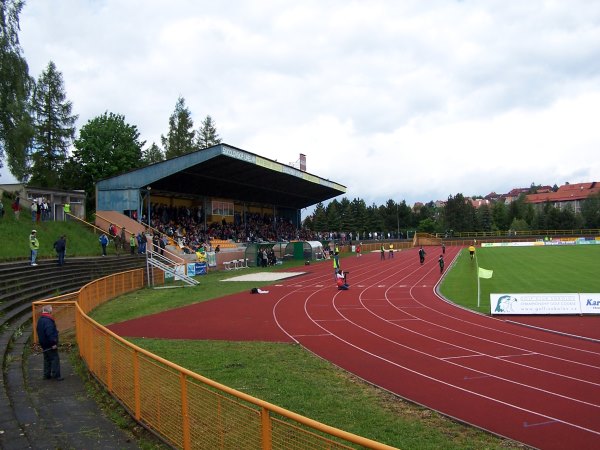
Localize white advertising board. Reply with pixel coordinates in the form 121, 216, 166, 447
490, 293, 581, 315
580, 293, 600, 314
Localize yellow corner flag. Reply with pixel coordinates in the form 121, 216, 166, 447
478, 267, 493, 279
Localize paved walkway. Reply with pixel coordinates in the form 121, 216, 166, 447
1, 334, 143, 450
25, 347, 140, 450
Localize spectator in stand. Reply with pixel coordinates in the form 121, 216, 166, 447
99, 232, 109, 256
36, 305, 63, 380
130, 233, 136, 255
159, 234, 167, 255
63, 202, 70, 220
261, 248, 268, 268
12, 195, 21, 220
29, 229, 39, 266
36, 198, 42, 223
53, 235, 67, 266
137, 232, 145, 254
41, 199, 49, 221
31, 200, 37, 222
152, 233, 160, 253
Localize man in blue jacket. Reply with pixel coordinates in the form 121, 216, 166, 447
36, 305, 63, 380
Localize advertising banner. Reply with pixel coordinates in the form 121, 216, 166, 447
206, 252, 217, 267
187, 263, 196, 276
491, 293, 581, 315
195, 262, 207, 275
580, 293, 600, 314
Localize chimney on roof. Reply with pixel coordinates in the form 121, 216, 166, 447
300, 153, 306, 172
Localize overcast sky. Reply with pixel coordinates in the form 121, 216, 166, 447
2, 0, 600, 208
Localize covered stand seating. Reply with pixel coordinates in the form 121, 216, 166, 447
244, 241, 324, 267
282, 241, 325, 262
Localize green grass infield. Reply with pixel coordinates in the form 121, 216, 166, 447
440, 245, 600, 314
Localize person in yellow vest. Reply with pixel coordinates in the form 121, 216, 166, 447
333, 252, 340, 281
29, 229, 39, 266
389, 243, 394, 259
468, 244, 475, 260
63, 202, 71, 221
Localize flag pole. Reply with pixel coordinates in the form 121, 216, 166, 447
476, 253, 481, 308
477, 267, 481, 308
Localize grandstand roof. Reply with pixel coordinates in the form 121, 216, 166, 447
96, 144, 346, 210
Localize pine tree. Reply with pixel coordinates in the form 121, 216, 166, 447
29, 61, 77, 187
142, 142, 164, 165
161, 96, 195, 159
195, 114, 221, 149
312, 202, 327, 232
0, 0, 34, 181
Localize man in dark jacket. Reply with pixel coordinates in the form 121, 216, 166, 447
36, 305, 63, 380
53, 235, 67, 266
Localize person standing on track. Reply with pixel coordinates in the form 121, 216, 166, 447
438, 254, 444, 273
469, 244, 475, 260
333, 251, 340, 280
418, 246, 426, 265
380, 243, 385, 261
389, 243, 394, 259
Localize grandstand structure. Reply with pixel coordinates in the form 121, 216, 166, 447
95, 143, 346, 231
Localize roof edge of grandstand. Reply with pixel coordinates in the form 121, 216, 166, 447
96, 143, 347, 193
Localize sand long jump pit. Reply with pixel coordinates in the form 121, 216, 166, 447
221, 272, 306, 282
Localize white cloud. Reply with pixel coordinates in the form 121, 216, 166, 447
2, 0, 599, 207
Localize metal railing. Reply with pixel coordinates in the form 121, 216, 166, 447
32, 270, 397, 450
146, 249, 199, 286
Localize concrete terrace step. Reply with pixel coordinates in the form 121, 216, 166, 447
0, 259, 145, 303
0, 255, 148, 449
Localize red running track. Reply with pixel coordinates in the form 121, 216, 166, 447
109, 247, 600, 449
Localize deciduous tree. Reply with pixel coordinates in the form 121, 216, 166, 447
67, 112, 144, 211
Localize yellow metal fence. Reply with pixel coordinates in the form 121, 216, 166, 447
32, 269, 396, 450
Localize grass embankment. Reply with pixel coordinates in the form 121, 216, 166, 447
440, 245, 600, 313
0, 196, 109, 261
91, 266, 524, 450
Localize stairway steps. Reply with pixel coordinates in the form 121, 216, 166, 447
0, 254, 146, 449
